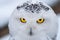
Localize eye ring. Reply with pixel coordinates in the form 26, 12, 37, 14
20, 18, 26, 23
36, 18, 45, 24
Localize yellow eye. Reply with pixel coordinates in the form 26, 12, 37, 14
36, 18, 45, 24
20, 18, 26, 23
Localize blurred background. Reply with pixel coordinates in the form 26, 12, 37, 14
0, 0, 60, 40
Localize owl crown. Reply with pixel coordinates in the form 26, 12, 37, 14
17, 2, 49, 13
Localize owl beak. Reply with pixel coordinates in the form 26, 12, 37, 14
29, 28, 33, 36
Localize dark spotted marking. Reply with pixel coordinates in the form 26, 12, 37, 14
17, 2, 49, 13
17, 6, 21, 9
33, 4, 39, 10
39, 2, 49, 11
17, 3, 29, 9
24, 3, 42, 13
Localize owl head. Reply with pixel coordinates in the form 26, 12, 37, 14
8, 1, 57, 39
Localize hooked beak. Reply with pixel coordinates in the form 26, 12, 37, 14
29, 28, 33, 36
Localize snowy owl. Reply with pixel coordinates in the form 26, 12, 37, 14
8, 0, 58, 40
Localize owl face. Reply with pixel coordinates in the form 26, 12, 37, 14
9, 1, 57, 38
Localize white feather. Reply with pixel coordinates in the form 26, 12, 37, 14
8, 0, 58, 40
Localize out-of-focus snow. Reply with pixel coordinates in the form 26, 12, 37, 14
0, 0, 19, 27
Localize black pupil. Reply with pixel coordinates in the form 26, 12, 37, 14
39, 19, 42, 21
23, 18, 25, 20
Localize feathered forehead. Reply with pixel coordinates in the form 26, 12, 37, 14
17, 1, 49, 13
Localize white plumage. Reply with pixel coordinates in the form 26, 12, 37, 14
8, 0, 58, 40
